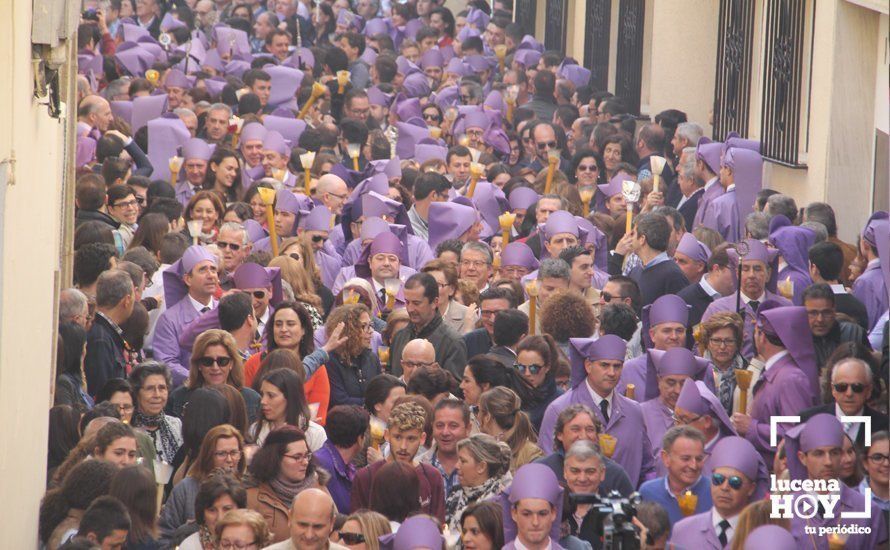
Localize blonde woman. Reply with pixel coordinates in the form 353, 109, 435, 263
214, 509, 272, 549
281, 236, 334, 314
338, 510, 392, 550
268, 255, 325, 329
477, 387, 543, 472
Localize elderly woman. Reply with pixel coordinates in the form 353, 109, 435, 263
477, 387, 543, 472
325, 304, 382, 408
166, 329, 261, 422
176, 473, 247, 550
696, 312, 749, 415
445, 433, 513, 533
129, 361, 183, 464
159, 425, 247, 544
245, 426, 326, 543
214, 509, 271, 550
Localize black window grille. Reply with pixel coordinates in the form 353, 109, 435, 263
712, 0, 756, 140
514, 0, 537, 38
614, 0, 645, 116
584, 0, 612, 91
545, 0, 568, 54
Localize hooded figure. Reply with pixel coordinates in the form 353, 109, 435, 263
501, 464, 584, 549
851, 211, 889, 330
334, 232, 411, 314
692, 138, 726, 229
675, 380, 737, 453
378, 516, 444, 550
701, 147, 763, 243
768, 215, 816, 305
427, 201, 479, 248
174, 138, 213, 206
539, 336, 655, 487
153, 246, 219, 385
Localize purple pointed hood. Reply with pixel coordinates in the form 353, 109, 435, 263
675, 233, 711, 264
366, 86, 393, 108
696, 137, 723, 175
568, 335, 627, 388
415, 144, 448, 164
147, 114, 191, 181
723, 147, 763, 221
165, 68, 191, 89
575, 216, 608, 270
542, 210, 583, 241
676, 379, 737, 439
743, 525, 796, 550
509, 187, 540, 211
262, 130, 290, 157
502, 463, 564, 543
395, 121, 431, 158
645, 347, 709, 400
723, 132, 761, 154
769, 215, 816, 273
263, 115, 307, 146
162, 245, 218, 306
597, 172, 626, 199
420, 48, 444, 69
861, 210, 889, 247
300, 205, 336, 232
378, 515, 443, 550
783, 413, 844, 481
558, 64, 592, 89
501, 242, 539, 271
214, 26, 251, 58
513, 48, 542, 68
243, 219, 266, 243
265, 64, 304, 108
233, 263, 283, 305
356, 232, 407, 279
182, 138, 212, 161
642, 294, 690, 328
131, 93, 169, 133
707, 435, 769, 500
428, 201, 478, 248
757, 306, 818, 394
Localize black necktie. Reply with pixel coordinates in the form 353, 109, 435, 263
379, 288, 387, 305
748, 300, 760, 313
717, 519, 730, 547
200, 306, 210, 314
599, 399, 610, 424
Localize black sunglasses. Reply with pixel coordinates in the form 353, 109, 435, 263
514, 362, 544, 375
423, 112, 441, 122
289, 252, 302, 262
197, 356, 232, 368
311, 234, 328, 243
712, 472, 744, 490
340, 533, 366, 545
243, 290, 267, 300
536, 141, 557, 150
217, 241, 242, 251
833, 383, 866, 394
601, 291, 625, 303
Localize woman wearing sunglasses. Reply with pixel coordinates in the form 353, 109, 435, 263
166, 329, 262, 424
668, 436, 767, 550
514, 334, 565, 431
422, 105, 443, 128
338, 510, 392, 550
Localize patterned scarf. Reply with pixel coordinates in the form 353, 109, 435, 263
445, 471, 512, 532
269, 470, 318, 505
132, 410, 181, 463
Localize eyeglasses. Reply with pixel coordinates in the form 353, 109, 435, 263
402, 360, 435, 369
832, 383, 866, 394
326, 190, 348, 200
213, 450, 243, 460
218, 541, 257, 550
113, 199, 139, 209
536, 141, 558, 151
712, 472, 745, 490
423, 113, 442, 122
514, 362, 544, 375
197, 356, 232, 368
600, 291, 625, 303
460, 259, 490, 269
311, 234, 328, 243
283, 451, 313, 463
577, 164, 598, 172
243, 289, 268, 300
672, 412, 703, 425
217, 241, 242, 251
340, 532, 366, 545
867, 453, 890, 464
708, 337, 736, 348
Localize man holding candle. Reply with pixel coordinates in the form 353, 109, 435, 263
539, 335, 655, 487
174, 138, 212, 207
639, 426, 712, 526
518, 259, 571, 336
669, 436, 767, 549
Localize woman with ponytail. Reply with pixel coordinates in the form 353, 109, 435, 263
477, 387, 543, 472
39, 459, 118, 549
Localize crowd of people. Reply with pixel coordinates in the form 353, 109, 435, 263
48, 0, 889, 548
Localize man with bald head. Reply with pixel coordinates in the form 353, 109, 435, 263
400, 338, 438, 384
264, 488, 349, 549
317, 175, 349, 216
78, 95, 114, 136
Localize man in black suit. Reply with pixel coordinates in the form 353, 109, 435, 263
462, 287, 517, 359
488, 309, 528, 368
674, 147, 704, 231
808, 241, 870, 330
677, 244, 735, 329
799, 358, 888, 449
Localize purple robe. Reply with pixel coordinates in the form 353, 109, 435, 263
669, 510, 725, 550
329, 224, 347, 256
790, 484, 887, 550
316, 249, 343, 290
331, 265, 416, 296
852, 259, 888, 331
692, 180, 725, 229
174, 181, 201, 207
340, 234, 433, 271
152, 297, 216, 386
701, 292, 792, 359
745, 353, 815, 462
617, 352, 719, 403
641, 398, 674, 477
539, 386, 655, 487
700, 188, 739, 243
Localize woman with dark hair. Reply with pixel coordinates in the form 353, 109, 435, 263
166, 329, 260, 422
325, 304, 382, 408
95, 378, 136, 424
129, 362, 183, 463
601, 133, 636, 181
459, 355, 531, 414
175, 473, 247, 550
430, 6, 455, 46
246, 426, 327, 543
109, 465, 160, 548
312, 2, 336, 45
250, 349, 331, 424
514, 334, 565, 430
223, 202, 253, 224
159, 425, 247, 544
47, 405, 82, 477
569, 149, 606, 186
55, 322, 94, 411
486, 163, 512, 189
184, 190, 225, 244
840, 433, 864, 488
369, 461, 421, 529
167, 387, 232, 490
244, 181, 274, 223
251, 368, 327, 449
202, 147, 242, 204
363, 374, 407, 449
91, 421, 139, 468
74, 220, 116, 250
460, 500, 505, 550
129, 212, 171, 254
39, 459, 117, 548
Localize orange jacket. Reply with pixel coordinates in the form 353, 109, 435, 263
243, 352, 330, 425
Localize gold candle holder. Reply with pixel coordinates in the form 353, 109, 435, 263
625, 384, 635, 400
272, 167, 287, 183
467, 162, 484, 197
598, 433, 617, 457
494, 44, 507, 73
145, 69, 160, 87
298, 81, 327, 119
346, 142, 361, 171
580, 186, 594, 217
168, 156, 183, 187
544, 150, 560, 194
499, 212, 516, 245
504, 85, 519, 124
378, 346, 390, 368
778, 276, 794, 300
257, 187, 279, 257
228, 115, 244, 147
369, 416, 386, 449
384, 278, 401, 310
735, 369, 753, 414
525, 281, 538, 335
300, 151, 316, 196
336, 70, 350, 94
429, 126, 442, 140
649, 155, 666, 194
677, 491, 698, 517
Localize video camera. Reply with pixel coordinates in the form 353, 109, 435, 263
569, 491, 643, 550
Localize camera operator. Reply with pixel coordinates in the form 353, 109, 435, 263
504, 463, 592, 550
562, 440, 607, 541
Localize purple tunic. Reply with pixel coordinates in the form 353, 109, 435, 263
701, 292, 792, 360
640, 398, 673, 477
692, 180, 725, 229
538, 386, 656, 487
152, 297, 214, 386
329, 224, 347, 256
342, 234, 433, 271
790, 484, 887, 550
776, 264, 812, 306
700, 188, 739, 243
669, 510, 725, 550
174, 181, 200, 207
331, 265, 416, 296
745, 353, 815, 462
852, 260, 888, 331
617, 351, 719, 403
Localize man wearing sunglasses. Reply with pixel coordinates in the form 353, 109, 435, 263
232, 262, 282, 347
217, 222, 251, 290
670, 436, 766, 549
639, 426, 711, 525
800, 358, 887, 449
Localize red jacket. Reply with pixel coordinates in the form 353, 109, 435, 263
350, 459, 446, 524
